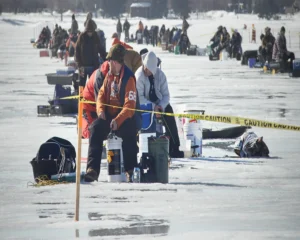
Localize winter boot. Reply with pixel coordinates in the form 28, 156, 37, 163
84, 168, 98, 182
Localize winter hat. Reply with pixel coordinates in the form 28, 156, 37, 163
72, 14, 75, 20
111, 32, 119, 39
111, 37, 133, 50
87, 12, 93, 19
85, 19, 95, 32
142, 51, 158, 75
280, 26, 285, 32
106, 44, 126, 64
265, 27, 271, 33
140, 48, 148, 56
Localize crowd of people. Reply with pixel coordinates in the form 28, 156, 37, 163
34, 13, 186, 182
33, 12, 298, 182
208, 24, 295, 72
209, 25, 243, 59
114, 18, 191, 55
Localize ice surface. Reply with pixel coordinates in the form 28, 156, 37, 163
0, 12, 300, 239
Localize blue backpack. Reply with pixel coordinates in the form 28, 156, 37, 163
96, 29, 106, 53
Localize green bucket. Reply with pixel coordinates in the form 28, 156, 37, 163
207, 45, 212, 55
148, 137, 169, 184
174, 45, 180, 55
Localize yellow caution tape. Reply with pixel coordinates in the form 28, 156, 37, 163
59, 95, 300, 131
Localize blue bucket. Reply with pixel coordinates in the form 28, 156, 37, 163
140, 103, 156, 132
248, 58, 256, 68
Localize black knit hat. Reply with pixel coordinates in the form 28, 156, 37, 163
72, 14, 75, 19
107, 44, 126, 64
280, 26, 285, 32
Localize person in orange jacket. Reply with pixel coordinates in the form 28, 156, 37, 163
111, 36, 133, 49
84, 44, 140, 182
138, 20, 144, 32
82, 61, 110, 139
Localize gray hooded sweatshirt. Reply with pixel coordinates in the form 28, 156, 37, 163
135, 51, 170, 110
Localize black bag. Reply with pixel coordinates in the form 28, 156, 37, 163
241, 50, 258, 65
30, 137, 76, 182
139, 153, 156, 183
187, 45, 197, 56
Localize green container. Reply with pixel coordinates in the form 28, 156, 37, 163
51, 172, 85, 182
174, 45, 180, 55
207, 45, 212, 55
148, 138, 169, 184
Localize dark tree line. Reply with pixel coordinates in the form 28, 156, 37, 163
254, 0, 295, 19
0, 0, 297, 18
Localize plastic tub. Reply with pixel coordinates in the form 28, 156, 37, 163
46, 73, 74, 85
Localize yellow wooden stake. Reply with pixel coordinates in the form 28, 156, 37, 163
75, 86, 83, 222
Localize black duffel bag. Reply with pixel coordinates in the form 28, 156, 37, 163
241, 50, 258, 65
30, 137, 76, 182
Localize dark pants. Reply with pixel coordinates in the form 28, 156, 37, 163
87, 117, 138, 176
282, 51, 295, 72
216, 44, 229, 56
152, 35, 158, 47
125, 31, 129, 41
162, 104, 180, 153
79, 66, 97, 87
180, 43, 188, 54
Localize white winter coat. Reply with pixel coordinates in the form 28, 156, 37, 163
135, 51, 170, 110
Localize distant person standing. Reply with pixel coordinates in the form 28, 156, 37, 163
272, 26, 295, 72
251, 24, 256, 43
182, 16, 189, 34
138, 20, 144, 32
293, 0, 300, 12
71, 14, 78, 35
150, 25, 159, 47
143, 26, 150, 45
75, 19, 105, 87
116, 18, 122, 40
123, 18, 131, 42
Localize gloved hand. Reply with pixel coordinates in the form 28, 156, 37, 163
154, 105, 163, 118
98, 111, 106, 120
110, 119, 117, 130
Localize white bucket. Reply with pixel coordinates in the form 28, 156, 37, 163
106, 135, 126, 182
183, 122, 203, 157
220, 50, 229, 61
183, 110, 204, 125
138, 132, 156, 162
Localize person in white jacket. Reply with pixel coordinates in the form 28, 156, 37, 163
135, 51, 183, 158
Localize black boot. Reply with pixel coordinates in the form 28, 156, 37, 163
170, 147, 184, 158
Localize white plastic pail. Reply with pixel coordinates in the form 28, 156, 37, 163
106, 135, 126, 182
138, 133, 156, 162
220, 50, 229, 61
183, 110, 204, 124
183, 122, 203, 157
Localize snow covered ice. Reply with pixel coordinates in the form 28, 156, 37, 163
0, 11, 300, 239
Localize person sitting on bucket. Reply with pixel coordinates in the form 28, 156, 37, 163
210, 26, 223, 55
272, 26, 295, 72
234, 132, 269, 158
82, 61, 110, 139
135, 51, 184, 158
84, 44, 139, 182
